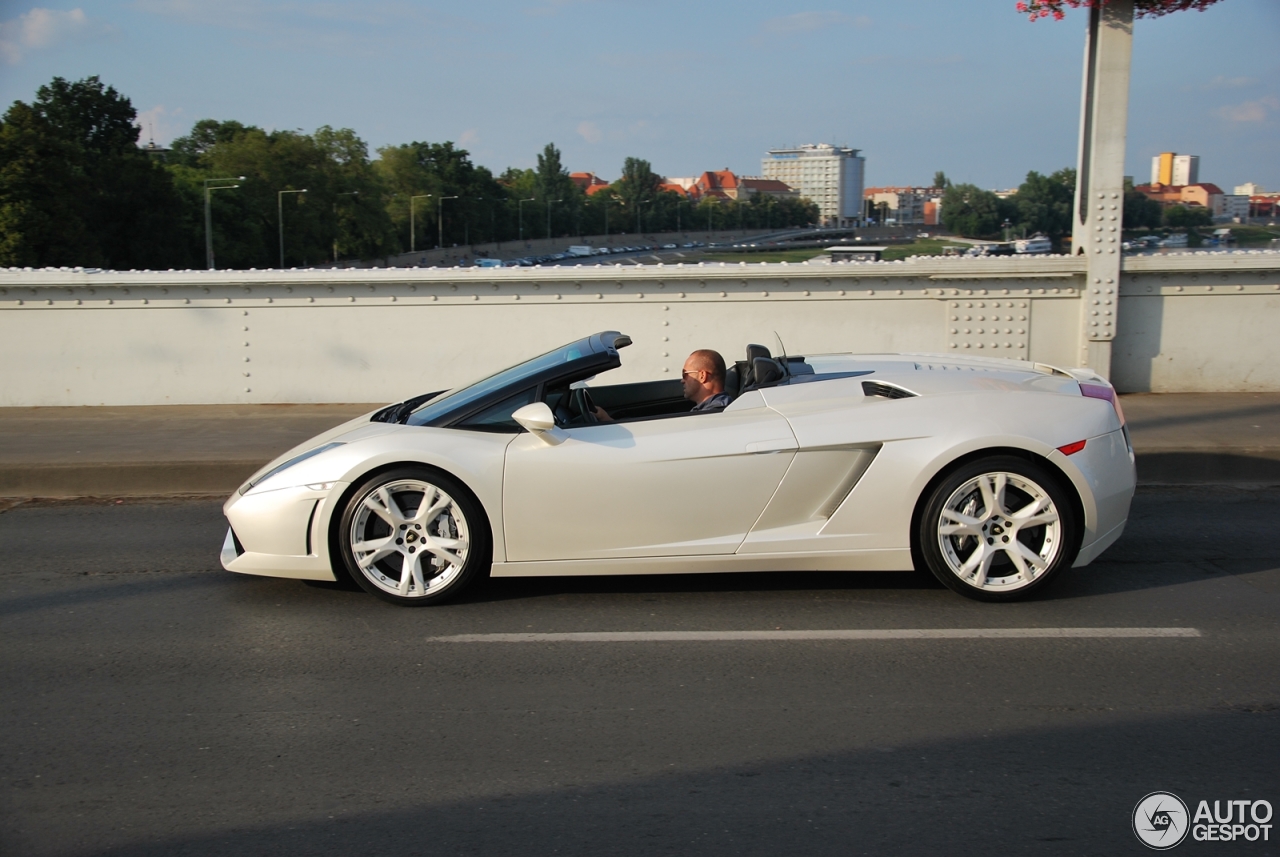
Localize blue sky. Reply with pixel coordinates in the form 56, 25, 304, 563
1, 0, 1276, 191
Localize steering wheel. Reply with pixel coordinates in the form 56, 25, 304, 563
569, 386, 600, 426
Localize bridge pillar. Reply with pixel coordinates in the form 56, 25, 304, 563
1071, 0, 1133, 380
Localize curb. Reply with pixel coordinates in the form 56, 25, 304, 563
0, 461, 260, 499
1134, 450, 1280, 485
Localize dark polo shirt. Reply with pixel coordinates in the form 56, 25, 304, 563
691, 392, 732, 413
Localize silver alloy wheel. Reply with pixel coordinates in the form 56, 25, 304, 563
347, 478, 471, 599
936, 471, 1062, 593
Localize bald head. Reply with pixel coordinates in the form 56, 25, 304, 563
687, 349, 726, 386
681, 349, 726, 404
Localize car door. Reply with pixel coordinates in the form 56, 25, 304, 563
502, 391, 797, 561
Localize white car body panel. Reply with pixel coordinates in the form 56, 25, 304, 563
220, 342, 1136, 592
503, 391, 796, 560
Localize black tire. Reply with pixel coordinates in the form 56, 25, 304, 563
916, 455, 1078, 602
337, 466, 490, 606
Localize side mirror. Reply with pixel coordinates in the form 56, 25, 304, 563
512, 402, 567, 446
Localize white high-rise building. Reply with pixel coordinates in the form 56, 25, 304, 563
1172, 155, 1199, 186
761, 144, 864, 227
1151, 152, 1200, 186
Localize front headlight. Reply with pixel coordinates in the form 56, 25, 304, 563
239, 442, 345, 495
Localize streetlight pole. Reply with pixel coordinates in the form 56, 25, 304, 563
204, 176, 244, 270
518, 198, 535, 243
278, 189, 308, 268
410, 194, 431, 253
438, 195, 458, 250
546, 198, 561, 241
332, 191, 358, 264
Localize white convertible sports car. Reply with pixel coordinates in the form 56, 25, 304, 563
221, 331, 1135, 605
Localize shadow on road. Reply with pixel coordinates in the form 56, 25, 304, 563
26, 708, 1275, 857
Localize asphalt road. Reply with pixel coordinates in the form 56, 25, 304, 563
1, 487, 1278, 857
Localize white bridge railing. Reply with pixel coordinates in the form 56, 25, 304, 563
2, 252, 1277, 406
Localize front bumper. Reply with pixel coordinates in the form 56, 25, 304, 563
220, 482, 348, 581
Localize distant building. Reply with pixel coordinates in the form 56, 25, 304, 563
761, 144, 864, 227
1222, 194, 1251, 221
1234, 182, 1264, 196
140, 140, 169, 161
1134, 181, 1229, 218
1180, 182, 1225, 215
1151, 152, 1199, 186
1247, 193, 1280, 219
864, 186, 944, 226
675, 171, 798, 204
570, 172, 611, 195
1172, 155, 1199, 187
739, 177, 799, 200
691, 169, 743, 201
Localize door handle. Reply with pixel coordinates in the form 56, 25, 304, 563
746, 438, 798, 454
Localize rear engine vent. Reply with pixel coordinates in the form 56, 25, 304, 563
862, 381, 916, 400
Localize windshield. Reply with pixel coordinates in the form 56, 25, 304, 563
406, 340, 594, 426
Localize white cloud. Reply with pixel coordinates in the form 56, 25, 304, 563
1203, 75, 1257, 91
1216, 96, 1278, 123
761, 11, 872, 35
0, 7, 93, 64
135, 104, 185, 146
576, 120, 602, 144
457, 128, 480, 146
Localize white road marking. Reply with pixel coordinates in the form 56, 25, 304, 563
427, 627, 1202, 643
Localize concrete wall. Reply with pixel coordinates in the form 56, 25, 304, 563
1, 252, 1277, 406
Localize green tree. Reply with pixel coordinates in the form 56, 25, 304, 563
1012, 168, 1075, 244
611, 157, 663, 233
0, 76, 189, 269
375, 141, 507, 252
534, 143, 580, 237
169, 121, 396, 267
0, 102, 91, 266
1163, 204, 1211, 228
941, 184, 1007, 237
933, 171, 950, 189
1123, 183, 1163, 230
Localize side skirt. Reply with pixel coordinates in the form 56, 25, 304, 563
489, 549, 915, 578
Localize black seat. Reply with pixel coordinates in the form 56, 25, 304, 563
724, 364, 742, 398
739, 344, 771, 391
746, 356, 785, 390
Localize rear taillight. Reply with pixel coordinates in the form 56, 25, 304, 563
1080, 382, 1125, 426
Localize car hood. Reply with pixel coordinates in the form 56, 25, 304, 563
237, 411, 402, 494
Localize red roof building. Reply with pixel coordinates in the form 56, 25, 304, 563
570, 172, 611, 195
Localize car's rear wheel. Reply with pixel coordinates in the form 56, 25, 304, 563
338, 467, 489, 606
918, 456, 1078, 601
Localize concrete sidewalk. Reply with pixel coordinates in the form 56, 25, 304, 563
0, 395, 1277, 499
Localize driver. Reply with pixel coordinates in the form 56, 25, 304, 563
593, 349, 731, 422
681, 349, 732, 412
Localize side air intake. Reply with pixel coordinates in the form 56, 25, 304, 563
862, 381, 916, 400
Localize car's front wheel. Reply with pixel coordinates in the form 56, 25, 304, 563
918, 456, 1078, 601
338, 467, 490, 606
